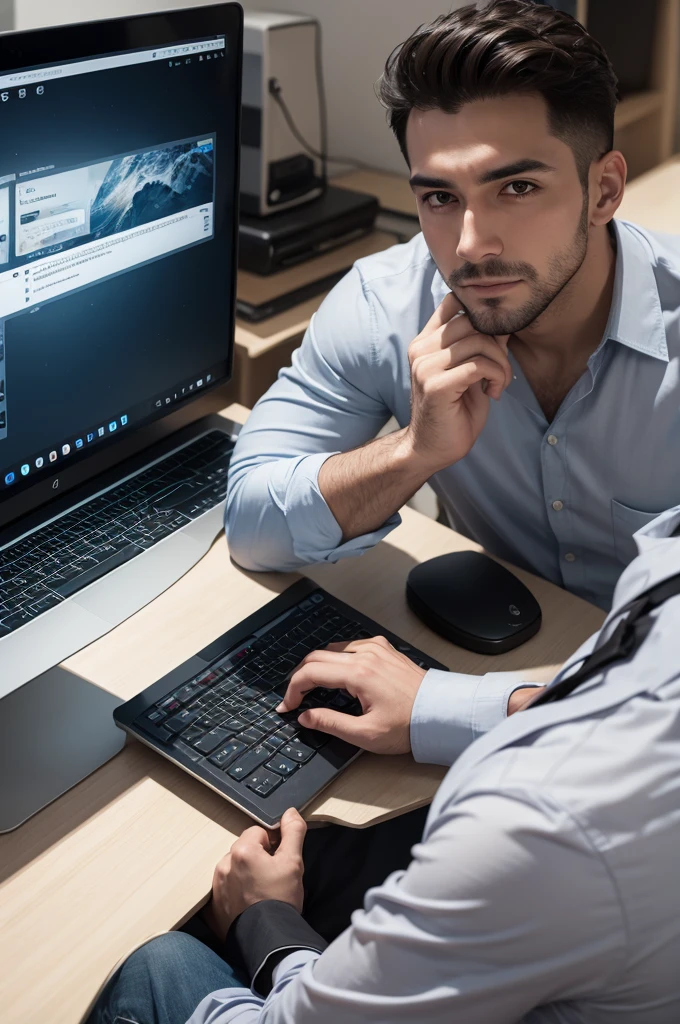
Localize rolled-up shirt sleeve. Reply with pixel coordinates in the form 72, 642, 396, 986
410, 669, 540, 766
226, 266, 396, 572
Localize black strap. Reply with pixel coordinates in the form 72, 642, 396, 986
530, 570, 680, 708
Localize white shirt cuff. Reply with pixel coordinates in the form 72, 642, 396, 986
410, 669, 539, 766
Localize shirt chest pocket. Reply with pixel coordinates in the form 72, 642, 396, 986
611, 499, 663, 565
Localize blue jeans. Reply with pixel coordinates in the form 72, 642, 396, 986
87, 932, 245, 1024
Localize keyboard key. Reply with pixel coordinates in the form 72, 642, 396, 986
296, 727, 328, 750
258, 692, 281, 710
157, 696, 181, 713
245, 770, 283, 797
239, 725, 266, 745
209, 740, 246, 769
144, 708, 167, 724
29, 593, 62, 614
173, 683, 202, 704
2, 608, 34, 630
239, 707, 260, 724
165, 708, 201, 734
180, 725, 205, 744
262, 733, 286, 753
193, 727, 232, 754
281, 740, 315, 764
236, 686, 260, 700
266, 755, 297, 777
224, 716, 249, 733
227, 745, 270, 780
261, 712, 286, 731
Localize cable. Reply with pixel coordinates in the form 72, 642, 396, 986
268, 22, 374, 176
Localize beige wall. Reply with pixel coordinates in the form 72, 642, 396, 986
11, 0, 466, 175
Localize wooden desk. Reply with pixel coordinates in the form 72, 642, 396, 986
0, 403, 604, 1024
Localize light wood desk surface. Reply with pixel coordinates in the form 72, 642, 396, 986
0, 404, 605, 1024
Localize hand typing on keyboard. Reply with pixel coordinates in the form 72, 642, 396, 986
276, 635, 428, 755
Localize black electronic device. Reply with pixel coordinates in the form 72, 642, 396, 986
238, 185, 378, 274
114, 578, 447, 828
406, 551, 542, 654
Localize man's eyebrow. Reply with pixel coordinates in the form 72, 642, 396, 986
478, 158, 555, 184
409, 159, 555, 192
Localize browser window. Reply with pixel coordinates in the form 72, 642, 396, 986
0, 32, 236, 495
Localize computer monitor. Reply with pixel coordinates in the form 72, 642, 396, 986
0, 4, 244, 831
0, 3, 242, 530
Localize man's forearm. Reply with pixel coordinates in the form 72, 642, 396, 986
317, 428, 434, 541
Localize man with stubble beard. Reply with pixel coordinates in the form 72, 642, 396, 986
226, 0, 680, 733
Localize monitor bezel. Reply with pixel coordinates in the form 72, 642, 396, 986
0, 2, 243, 533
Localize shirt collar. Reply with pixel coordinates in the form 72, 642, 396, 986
605, 219, 668, 362
428, 219, 668, 363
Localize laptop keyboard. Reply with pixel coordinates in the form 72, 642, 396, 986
134, 592, 435, 801
0, 430, 234, 638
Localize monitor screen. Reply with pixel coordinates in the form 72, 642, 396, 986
0, 5, 241, 517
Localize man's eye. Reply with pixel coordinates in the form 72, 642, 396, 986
502, 180, 537, 197
424, 191, 455, 209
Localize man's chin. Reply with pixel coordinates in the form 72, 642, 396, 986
465, 305, 532, 336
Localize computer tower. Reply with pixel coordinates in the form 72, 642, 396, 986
241, 11, 325, 217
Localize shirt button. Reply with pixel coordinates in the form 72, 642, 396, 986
564, 552, 576, 563
547, 434, 558, 446
552, 500, 564, 512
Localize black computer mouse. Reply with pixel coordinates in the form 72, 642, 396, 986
406, 550, 542, 654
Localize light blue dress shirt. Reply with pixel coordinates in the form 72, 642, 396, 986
188, 509, 680, 1023
226, 219, 680, 612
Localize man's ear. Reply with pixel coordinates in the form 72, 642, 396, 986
590, 150, 627, 225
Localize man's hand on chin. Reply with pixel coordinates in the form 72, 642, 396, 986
277, 635, 428, 755
203, 808, 308, 942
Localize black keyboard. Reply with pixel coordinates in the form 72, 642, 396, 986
115, 579, 448, 828
0, 430, 234, 638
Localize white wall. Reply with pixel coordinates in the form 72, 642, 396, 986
12, 0, 466, 174
12, 0, 213, 28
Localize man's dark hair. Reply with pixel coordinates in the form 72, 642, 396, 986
377, 0, 618, 183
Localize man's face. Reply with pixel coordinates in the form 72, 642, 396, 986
406, 94, 591, 335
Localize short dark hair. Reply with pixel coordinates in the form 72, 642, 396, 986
377, 0, 619, 183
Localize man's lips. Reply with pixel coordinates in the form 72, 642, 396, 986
459, 279, 522, 295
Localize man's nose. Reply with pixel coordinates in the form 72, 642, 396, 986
456, 207, 503, 264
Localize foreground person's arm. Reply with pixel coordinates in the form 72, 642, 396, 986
189, 789, 622, 1024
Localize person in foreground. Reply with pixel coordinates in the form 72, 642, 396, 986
226, 0, 680, 617
89, 508, 680, 1022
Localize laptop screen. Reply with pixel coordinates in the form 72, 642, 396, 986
0, 6, 240, 510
